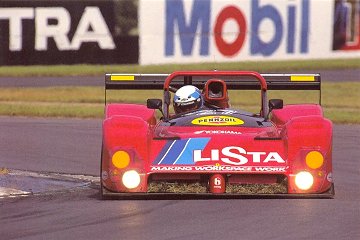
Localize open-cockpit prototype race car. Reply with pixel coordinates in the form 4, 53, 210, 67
101, 71, 334, 199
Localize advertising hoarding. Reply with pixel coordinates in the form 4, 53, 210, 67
140, 0, 360, 65
0, 0, 138, 65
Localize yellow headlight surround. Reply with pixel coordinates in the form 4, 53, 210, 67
112, 150, 130, 169
305, 151, 324, 169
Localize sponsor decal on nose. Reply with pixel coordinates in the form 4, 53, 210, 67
192, 116, 244, 126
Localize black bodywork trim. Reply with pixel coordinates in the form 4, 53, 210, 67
153, 137, 181, 140
254, 137, 282, 140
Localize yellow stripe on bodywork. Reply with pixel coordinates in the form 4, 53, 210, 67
110, 75, 135, 81
291, 75, 315, 81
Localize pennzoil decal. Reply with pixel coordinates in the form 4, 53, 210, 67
191, 116, 244, 126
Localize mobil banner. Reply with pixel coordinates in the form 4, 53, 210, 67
139, 0, 360, 65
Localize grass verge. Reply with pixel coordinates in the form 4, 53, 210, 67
0, 58, 359, 77
0, 82, 359, 123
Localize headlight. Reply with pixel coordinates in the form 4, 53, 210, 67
122, 170, 141, 189
295, 171, 314, 190
305, 151, 324, 169
112, 150, 130, 169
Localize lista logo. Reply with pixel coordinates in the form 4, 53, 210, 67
194, 146, 286, 165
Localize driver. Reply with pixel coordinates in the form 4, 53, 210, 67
173, 85, 203, 114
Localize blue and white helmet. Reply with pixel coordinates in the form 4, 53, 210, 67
173, 85, 203, 114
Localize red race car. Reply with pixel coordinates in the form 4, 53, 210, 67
101, 71, 334, 199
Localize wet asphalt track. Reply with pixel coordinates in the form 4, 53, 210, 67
0, 117, 359, 240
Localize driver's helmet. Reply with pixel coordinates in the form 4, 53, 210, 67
173, 85, 203, 114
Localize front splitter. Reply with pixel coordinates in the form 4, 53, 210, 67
101, 184, 335, 200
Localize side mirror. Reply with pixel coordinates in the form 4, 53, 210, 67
269, 99, 283, 111
147, 99, 162, 110
266, 99, 283, 121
